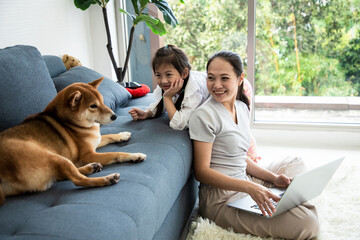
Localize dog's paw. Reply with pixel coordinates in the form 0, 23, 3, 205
117, 131, 131, 142
130, 153, 147, 163
79, 162, 103, 175
107, 173, 120, 185
91, 162, 103, 173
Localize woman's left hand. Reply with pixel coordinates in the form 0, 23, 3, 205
273, 174, 292, 188
163, 78, 184, 98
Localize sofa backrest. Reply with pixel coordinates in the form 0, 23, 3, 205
0, 45, 58, 132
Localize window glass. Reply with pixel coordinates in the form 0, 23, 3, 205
254, 0, 360, 124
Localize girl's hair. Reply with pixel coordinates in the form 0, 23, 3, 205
206, 51, 250, 110
152, 44, 191, 118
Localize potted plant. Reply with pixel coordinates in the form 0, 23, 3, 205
74, 0, 183, 88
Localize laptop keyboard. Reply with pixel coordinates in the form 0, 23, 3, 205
251, 198, 279, 210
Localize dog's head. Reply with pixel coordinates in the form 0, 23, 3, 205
45, 78, 117, 128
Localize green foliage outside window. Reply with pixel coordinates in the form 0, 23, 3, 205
164, 0, 360, 96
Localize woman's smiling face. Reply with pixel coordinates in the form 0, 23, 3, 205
207, 57, 243, 105
154, 64, 183, 91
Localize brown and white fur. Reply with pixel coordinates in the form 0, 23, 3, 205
0, 77, 146, 205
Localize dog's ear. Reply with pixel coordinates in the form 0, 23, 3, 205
89, 77, 104, 89
69, 91, 82, 110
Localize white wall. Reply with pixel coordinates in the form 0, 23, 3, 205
0, 0, 119, 80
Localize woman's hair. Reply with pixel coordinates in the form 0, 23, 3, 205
152, 44, 191, 118
206, 51, 250, 110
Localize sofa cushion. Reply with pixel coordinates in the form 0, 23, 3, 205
52, 66, 131, 111
42, 55, 67, 78
0, 45, 57, 132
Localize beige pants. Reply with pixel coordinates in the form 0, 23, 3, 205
199, 156, 320, 240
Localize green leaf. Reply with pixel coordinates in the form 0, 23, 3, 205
152, 0, 179, 27
131, 0, 139, 14
134, 14, 166, 35
74, 0, 101, 10
119, 8, 136, 21
139, 0, 149, 8
133, 14, 157, 26
179, 0, 185, 3
146, 20, 167, 36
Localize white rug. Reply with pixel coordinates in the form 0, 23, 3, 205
186, 150, 360, 240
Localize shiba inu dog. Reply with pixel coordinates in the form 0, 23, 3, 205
0, 77, 146, 205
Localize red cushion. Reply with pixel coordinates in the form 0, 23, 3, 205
126, 84, 150, 98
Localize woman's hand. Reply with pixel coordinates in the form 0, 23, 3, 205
273, 174, 292, 188
128, 107, 149, 121
247, 183, 281, 217
163, 78, 184, 99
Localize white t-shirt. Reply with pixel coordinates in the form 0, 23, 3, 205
189, 96, 251, 180
148, 70, 209, 130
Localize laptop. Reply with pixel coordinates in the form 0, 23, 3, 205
227, 157, 345, 218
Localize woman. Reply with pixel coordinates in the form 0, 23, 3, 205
189, 50, 319, 240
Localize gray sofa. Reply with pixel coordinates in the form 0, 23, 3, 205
0, 45, 197, 240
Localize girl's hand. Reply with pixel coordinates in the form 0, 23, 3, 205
163, 78, 184, 99
129, 107, 147, 121
247, 183, 281, 217
273, 174, 292, 188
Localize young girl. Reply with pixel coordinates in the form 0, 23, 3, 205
189, 51, 319, 240
128, 45, 209, 130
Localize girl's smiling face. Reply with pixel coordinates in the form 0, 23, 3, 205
207, 57, 243, 106
155, 64, 187, 91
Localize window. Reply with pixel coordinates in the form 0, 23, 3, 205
253, 0, 360, 125
163, 0, 360, 126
